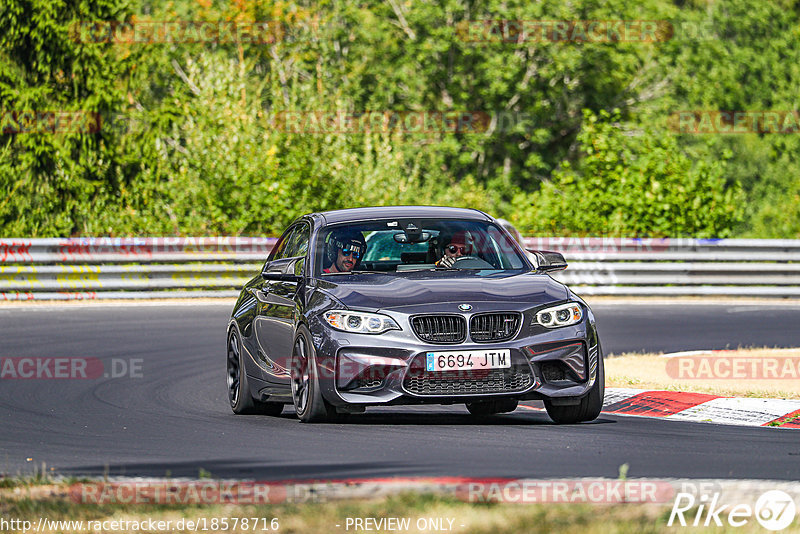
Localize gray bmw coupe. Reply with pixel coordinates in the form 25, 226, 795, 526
227, 206, 604, 423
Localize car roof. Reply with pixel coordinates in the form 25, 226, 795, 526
314, 206, 492, 225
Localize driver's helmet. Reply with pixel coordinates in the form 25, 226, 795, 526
439, 231, 473, 257
325, 228, 367, 267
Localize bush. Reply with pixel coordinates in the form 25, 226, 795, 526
511, 110, 744, 237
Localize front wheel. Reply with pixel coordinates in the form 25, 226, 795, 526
291, 327, 338, 423
544, 351, 605, 424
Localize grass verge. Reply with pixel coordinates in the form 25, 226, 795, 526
606, 348, 800, 399
2, 488, 798, 533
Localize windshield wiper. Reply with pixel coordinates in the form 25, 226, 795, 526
322, 270, 377, 275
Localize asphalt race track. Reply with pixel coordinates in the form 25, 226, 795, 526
1, 302, 799, 481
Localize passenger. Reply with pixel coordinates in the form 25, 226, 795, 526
436, 231, 473, 268
324, 229, 367, 273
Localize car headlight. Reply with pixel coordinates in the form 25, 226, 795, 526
323, 310, 401, 334
535, 302, 583, 328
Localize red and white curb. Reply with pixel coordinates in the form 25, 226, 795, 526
603, 388, 800, 427
530, 388, 800, 428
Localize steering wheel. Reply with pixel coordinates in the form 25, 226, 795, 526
449, 256, 495, 269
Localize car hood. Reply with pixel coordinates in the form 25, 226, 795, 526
315, 271, 569, 312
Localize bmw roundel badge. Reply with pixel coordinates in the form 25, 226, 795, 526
458, 303, 472, 311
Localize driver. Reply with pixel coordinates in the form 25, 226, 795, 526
324, 229, 367, 273
436, 231, 473, 268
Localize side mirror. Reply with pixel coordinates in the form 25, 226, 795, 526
530, 250, 568, 272
261, 256, 304, 281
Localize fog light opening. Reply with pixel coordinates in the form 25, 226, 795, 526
340, 366, 390, 392
540, 361, 569, 382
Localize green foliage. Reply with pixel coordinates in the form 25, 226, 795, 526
0, 0, 797, 237
655, 0, 800, 237
0, 0, 134, 236
512, 110, 744, 237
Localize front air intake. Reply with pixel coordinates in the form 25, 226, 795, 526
470, 312, 521, 342
410, 315, 467, 344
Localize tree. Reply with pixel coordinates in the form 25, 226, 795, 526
0, 0, 134, 236
512, 109, 743, 237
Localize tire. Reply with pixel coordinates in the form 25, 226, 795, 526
227, 328, 284, 416
466, 399, 518, 416
544, 350, 605, 424
291, 327, 338, 423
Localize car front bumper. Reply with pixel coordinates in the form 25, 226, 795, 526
310, 304, 601, 407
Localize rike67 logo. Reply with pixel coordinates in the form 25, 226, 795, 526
669, 490, 797, 530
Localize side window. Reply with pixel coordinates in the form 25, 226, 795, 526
284, 224, 310, 259
269, 226, 299, 262
488, 226, 525, 269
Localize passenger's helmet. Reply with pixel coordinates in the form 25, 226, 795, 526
325, 229, 367, 267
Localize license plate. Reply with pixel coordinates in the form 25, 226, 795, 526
425, 349, 511, 372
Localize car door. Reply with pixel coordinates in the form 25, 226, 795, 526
240, 225, 293, 383
252, 223, 309, 386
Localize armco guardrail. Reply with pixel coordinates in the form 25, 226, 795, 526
526, 237, 800, 297
0, 238, 272, 300
0, 237, 798, 300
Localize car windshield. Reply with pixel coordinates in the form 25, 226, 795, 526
317, 219, 528, 275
